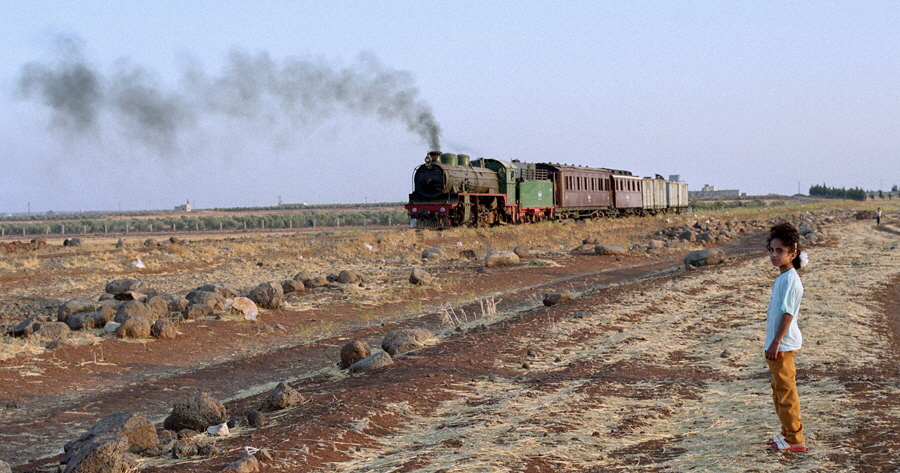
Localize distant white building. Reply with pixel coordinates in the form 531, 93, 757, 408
174, 200, 192, 212
689, 184, 742, 198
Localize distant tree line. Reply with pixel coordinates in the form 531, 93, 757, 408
690, 199, 778, 211
808, 184, 867, 201
0, 209, 408, 237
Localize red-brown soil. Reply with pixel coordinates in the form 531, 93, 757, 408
2, 216, 899, 472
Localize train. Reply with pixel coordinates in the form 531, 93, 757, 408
405, 151, 689, 229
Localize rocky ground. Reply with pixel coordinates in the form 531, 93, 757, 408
1, 203, 898, 472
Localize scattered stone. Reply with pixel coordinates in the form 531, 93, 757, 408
184, 303, 214, 320
292, 270, 312, 283
58, 298, 101, 323
115, 239, 125, 248
207, 422, 230, 437
114, 300, 151, 323
582, 236, 600, 245
97, 300, 121, 321
684, 247, 726, 268
198, 443, 221, 457
348, 351, 394, 373
46, 339, 76, 350
484, 250, 520, 268
61, 412, 157, 473
151, 318, 178, 340
223, 454, 260, 472
194, 284, 239, 299
157, 430, 177, 450
337, 270, 364, 284
177, 428, 201, 439
542, 290, 574, 306
163, 392, 228, 432
647, 239, 666, 250
143, 238, 158, 247
382, 328, 434, 351
513, 246, 533, 258
594, 244, 628, 256
185, 290, 227, 310
66, 311, 107, 331
249, 281, 284, 310
246, 410, 268, 428
6, 314, 45, 337
305, 276, 329, 288
34, 321, 71, 341
103, 322, 122, 334
105, 279, 147, 296
383, 337, 423, 356
280, 279, 306, 294
409, 267, 433, 285
720, 349, 731, 358
340, 340, 371, 369
172, 439, 198, 459
114, 291, 147, 302
422, 247, 445, 260
145, 296, 170, 320
116, 315, 152, 339
60, 433, 132, 473
227, 416, 247, 429
259, 382, 304, 412
679, 229, 697, 242
459, 249, 477, 259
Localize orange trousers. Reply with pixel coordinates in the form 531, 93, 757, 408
766, 350, 805, 444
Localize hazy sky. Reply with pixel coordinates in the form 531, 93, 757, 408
1, 1, 898, 213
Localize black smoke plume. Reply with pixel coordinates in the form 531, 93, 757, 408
16, 34, 441, 153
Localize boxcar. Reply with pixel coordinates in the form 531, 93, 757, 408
641, 175, 668, 211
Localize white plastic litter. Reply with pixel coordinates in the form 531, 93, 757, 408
228, 297, 259, 321
243, 446, 260, 456
364, 243, 373, 250
131, 258, 146, 269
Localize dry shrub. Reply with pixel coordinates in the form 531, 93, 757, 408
0, 336, 45, 361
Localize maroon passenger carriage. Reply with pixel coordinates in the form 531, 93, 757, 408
535, 163, 645, 219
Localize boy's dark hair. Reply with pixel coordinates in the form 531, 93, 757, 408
767, 222, 802, 269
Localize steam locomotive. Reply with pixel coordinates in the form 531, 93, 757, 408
405, 151, 688, 229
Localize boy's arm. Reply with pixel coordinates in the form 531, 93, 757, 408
765, 313, 794, 360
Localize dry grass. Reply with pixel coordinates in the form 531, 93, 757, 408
333, 218, 900, 472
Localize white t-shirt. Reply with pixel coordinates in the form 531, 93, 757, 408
766, 267, 803, 352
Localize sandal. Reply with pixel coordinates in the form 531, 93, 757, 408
766, 433, 785, 446
767, 437, 807, 452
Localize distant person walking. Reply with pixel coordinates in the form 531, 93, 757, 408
876, 207, 882, 225
763, 222, 808, 452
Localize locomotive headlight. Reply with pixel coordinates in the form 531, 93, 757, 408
411, 207, 417, 213
439, 207, 446, 213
